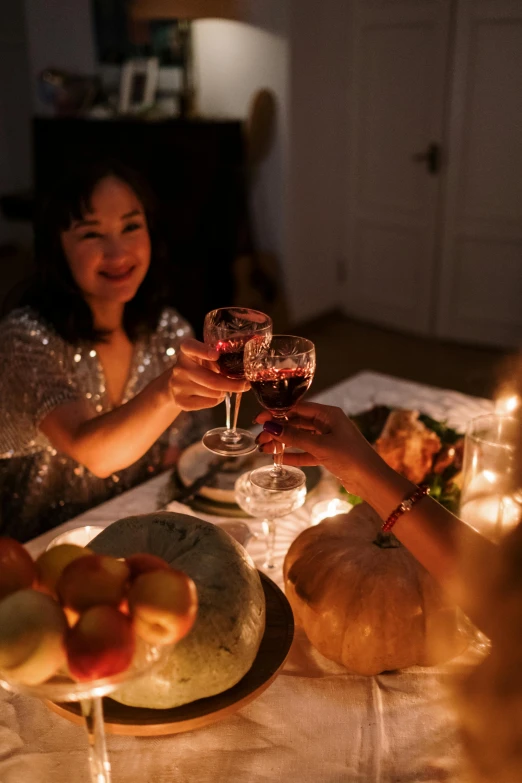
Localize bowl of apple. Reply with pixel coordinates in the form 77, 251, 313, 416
0, 536, 198, 783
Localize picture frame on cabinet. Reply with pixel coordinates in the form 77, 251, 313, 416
119, 57, 159, 115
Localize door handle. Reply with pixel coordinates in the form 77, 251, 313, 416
412, 142, 440, 174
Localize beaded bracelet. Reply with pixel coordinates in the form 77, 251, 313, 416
381, 484, 430, 532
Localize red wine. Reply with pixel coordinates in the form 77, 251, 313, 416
250, 368, 313, 414
216, 350, 245, 379
215, 338, 251, 379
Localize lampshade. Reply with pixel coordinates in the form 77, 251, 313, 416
130, 0, 246, 21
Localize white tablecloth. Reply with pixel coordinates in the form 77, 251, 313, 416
0, 372, 493, 783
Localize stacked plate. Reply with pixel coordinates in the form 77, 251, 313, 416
165, 443, 321, 517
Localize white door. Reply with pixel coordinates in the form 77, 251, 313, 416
343, 0, 452, 334
436, 0, 522, 348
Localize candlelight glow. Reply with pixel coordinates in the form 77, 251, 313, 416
311, 498, 353, 526
460, 494, 521, 541
495, 394, 519, 415
46, 525, 106, 550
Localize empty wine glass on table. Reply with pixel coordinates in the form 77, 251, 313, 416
244, 335, 316, 490
457, 413, 522, 655
460, 414, 521, 542
234, 471, 307, 570
202, 307, 272, 457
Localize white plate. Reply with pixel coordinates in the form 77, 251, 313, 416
177, 442, 273, 504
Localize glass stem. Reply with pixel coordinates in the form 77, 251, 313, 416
222, 392, 242, 444
232, 392, 242, 432
271, 415, 287, 475
263, 517, 277, 569
495, 496, 505, 542
81, 696, 112, 783
225, 391, 232, 430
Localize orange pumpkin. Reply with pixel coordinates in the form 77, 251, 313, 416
284, 503, 465, 675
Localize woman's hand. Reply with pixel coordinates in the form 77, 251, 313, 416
255, 402, 386, 500
169, 338, 249, 411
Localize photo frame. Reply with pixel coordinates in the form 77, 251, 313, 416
119, 57, 159, 114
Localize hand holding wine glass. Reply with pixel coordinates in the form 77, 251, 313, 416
244, 335, 316, 490
169, 337, 250, 410
202, 307, 272, 457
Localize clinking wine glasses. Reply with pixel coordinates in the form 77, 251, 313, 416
202, 307, 273, 457
244, 335, 316, 491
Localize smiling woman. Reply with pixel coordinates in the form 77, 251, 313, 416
27, 161, 164, 345
0, 161, 248, 542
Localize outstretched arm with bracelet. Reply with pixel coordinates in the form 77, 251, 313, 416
255, 402, 500, 634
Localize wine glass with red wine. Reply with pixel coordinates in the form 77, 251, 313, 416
244, 335, 316, 490
202, 307, 273, 456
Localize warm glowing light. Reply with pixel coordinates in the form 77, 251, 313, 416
46, 525, 106, 550
311, 498, 353, 526
495, 394, 519, 414
460, 495, 521, 541
483, 470, 497, 484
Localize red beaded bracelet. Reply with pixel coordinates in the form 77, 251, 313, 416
381, 484, 430, 532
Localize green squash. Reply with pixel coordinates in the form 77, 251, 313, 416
91, 512, 265, 709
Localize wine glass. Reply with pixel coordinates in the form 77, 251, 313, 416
244, 335, 316, 490
202, 307, 272, 457
234, 471, 307, 570
460, 414, 521, 542
458, 414, 522, 655
0, 640, 169, 783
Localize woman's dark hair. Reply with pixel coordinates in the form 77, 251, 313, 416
24, 159, 171, 344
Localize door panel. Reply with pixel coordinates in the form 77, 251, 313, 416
437, 0, 522, 347
358, 26, 435, 213
344, 0, 452, 334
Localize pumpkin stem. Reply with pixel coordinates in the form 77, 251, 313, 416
373, 531, 402, 549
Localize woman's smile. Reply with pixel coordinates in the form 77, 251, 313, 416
60, 176, 152, 309
99, 264, 137, 283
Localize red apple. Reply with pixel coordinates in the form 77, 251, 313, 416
125, 553, 172, 582
66, 605, 135, 681
128, 569, 198, 646
36, 544, 93, 597
57, 555, 130, 618
0, 537, 37, 600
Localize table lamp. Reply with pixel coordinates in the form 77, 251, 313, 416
130, 0, 247, 116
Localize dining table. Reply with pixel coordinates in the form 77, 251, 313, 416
0, 371, 494, 783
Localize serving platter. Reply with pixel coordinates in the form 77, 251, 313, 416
47, 572, 294, 736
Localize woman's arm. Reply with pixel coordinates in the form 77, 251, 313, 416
40, 339, 247, 478
256, 403, 499, 630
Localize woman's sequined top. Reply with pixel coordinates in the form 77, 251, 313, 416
0, 306, 196, 542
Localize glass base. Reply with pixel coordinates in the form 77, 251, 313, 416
457, 609, 492, 658
249, 464, 306, 491
202, 427, 257, 457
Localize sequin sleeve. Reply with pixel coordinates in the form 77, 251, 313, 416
156, 306, 194, 358
154, 307, 213, 449
0, 309, 81, 457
